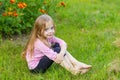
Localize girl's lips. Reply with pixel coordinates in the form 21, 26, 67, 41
48, 34, 53, 36
47, 35, 53, 37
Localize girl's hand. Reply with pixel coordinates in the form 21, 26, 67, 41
54, 54, 64, 64
55, 42, 67, 63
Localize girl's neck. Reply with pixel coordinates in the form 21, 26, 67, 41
38, 36, 51, 48
43, 40, 51, 48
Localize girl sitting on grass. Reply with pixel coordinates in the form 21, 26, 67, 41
22, 14, 92, 75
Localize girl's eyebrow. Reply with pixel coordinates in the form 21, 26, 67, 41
51, 26, 54, 28
49, 25, 54, 27
46, 26, 54, 28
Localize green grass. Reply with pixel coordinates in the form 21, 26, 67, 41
1, 0, 120, 80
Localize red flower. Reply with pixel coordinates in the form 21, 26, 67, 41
13, 12, 18, 17
10, 0, 15, 4
60, 2, 65, 7
40, 9, 46, 13
2, 13, 7, 16
18, 2, 27, 8
7, 12, 13, 16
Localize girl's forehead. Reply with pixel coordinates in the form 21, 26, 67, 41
45, 21, 53, 28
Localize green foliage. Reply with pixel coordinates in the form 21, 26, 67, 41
0, 0, 65, 37
1, 0, 120, 80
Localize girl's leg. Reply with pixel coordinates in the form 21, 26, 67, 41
66, 51, 92, 69
30, 56, 53, 73
53, 43, 91, 74
52, 43, 80, 75
65, 51, 92, 74
60, 55, 81, 75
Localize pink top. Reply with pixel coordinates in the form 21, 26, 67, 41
26, 36, 66, 69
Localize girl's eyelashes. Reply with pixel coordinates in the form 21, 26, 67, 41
45, 26, 54, 31
51, 26, 54, 29
50, 26, 54, 30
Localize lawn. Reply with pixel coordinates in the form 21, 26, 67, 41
0, 0, 120, 80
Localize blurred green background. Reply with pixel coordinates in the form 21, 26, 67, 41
0, 0, 120, 80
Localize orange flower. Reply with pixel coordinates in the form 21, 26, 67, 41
2, 13, 7, 16
8, 12, 13, 16
10, 0, 15, 4
40, 9, 46, 13
13, 12, 18, 17
60, 2, 65, 7
22, 2, 27, 7
18, 3, 24, 8
18, 2, 27, 8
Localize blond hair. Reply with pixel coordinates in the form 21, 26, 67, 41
22, 14, 55, 59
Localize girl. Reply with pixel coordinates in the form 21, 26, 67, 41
22, 14, 92, 75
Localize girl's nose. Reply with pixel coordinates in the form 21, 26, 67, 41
48, 29, 52, 33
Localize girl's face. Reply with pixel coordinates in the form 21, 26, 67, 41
43, 21, 55, 39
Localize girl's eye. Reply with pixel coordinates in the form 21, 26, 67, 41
51, 26, 54, 29
45, 26, 54, 31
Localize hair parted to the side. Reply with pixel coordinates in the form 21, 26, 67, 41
21, 14, 55, 59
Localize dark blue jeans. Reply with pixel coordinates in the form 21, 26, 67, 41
30, 43, 61, 73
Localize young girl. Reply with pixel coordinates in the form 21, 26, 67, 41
22, 14, 92, 75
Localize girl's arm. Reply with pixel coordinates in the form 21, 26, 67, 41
53, 37, 67, 64
54, 43, 67, 63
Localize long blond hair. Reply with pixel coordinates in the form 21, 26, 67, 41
22, 14, 55, 59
